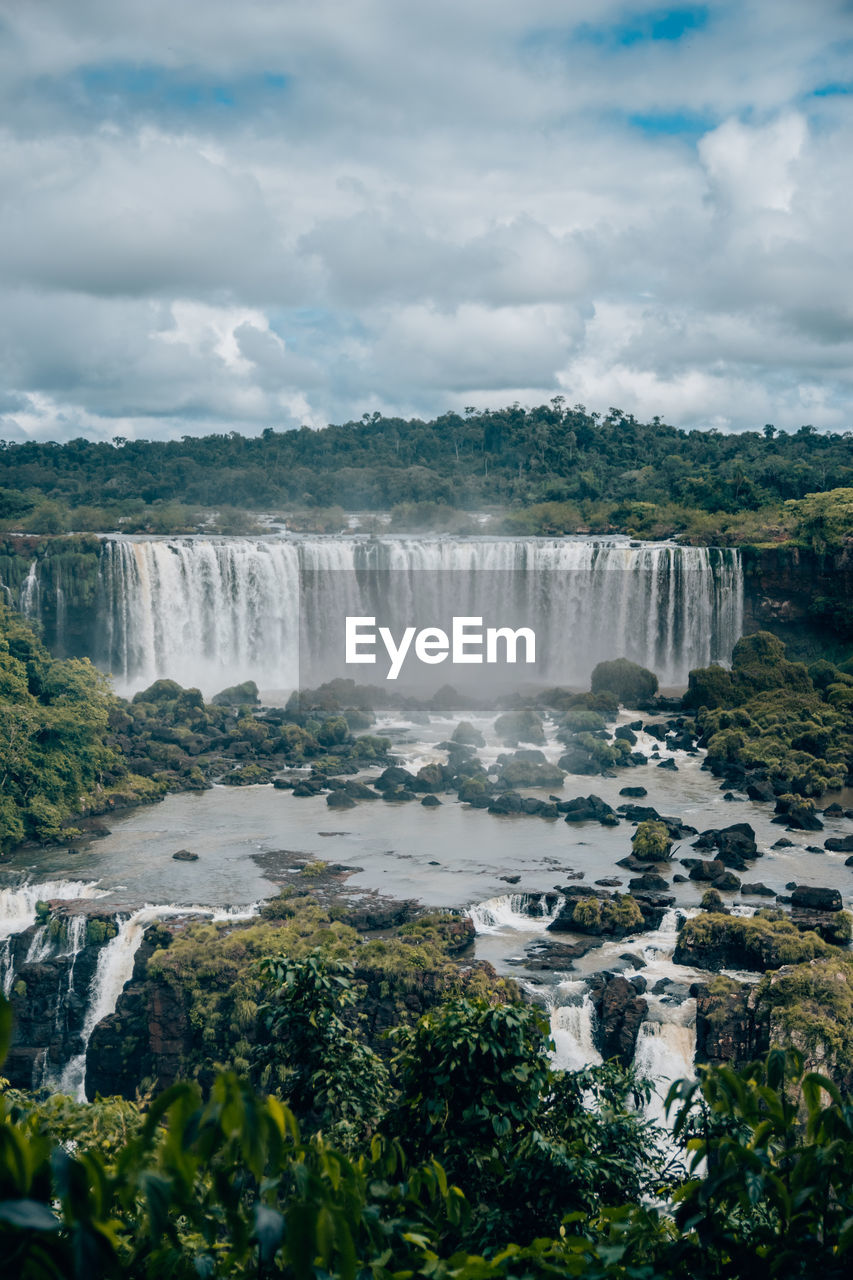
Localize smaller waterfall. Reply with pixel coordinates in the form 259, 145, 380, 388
55, 902, 262, 1100
0, 880, 109, 940
20, 560, 39, 619
24, 926, 53, 964
0, 938, 14, 996
470, 892, 565, 933
550, 979, 602, 1072
634, 997, 697, 1126
57, 908, 158, 1099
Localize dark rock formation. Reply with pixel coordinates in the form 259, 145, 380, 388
588, 973, 648, 1067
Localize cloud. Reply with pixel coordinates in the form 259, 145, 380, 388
0, 1, 851, 440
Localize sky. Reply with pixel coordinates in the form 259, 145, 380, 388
0, 0, 852, 442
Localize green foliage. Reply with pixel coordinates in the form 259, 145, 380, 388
632, 820, 672, 860
0, 602, 122, 852
675, 911, 832, 971
687, 632, 853, 796
591, 658, 658, 706
252, 953, 389, 1146
2, 408, 851, 529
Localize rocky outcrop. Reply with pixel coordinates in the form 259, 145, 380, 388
588, 972, 648, 1067
694, 980, 769, 1067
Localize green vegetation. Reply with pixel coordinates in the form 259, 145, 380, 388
632, 820, 672, 860
674, 910, 832, 972
0, 601, 121, 851
686, 632, 853, 796
3, 984, 853, 1276
1, 407, 852, 546
591, 658, 659, 705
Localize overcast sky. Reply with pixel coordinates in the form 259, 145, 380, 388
0, 0, 851, 442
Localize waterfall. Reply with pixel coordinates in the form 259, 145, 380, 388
470, 892, 565, 933
633, 997, 698, 1127
550, 979, 602, 1072
20, 560, 39, 619
0, 880, 109, 941
56, 907, 161, 1099
95, 535, 743, 692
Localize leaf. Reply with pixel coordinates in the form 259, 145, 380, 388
0, 1198, 62, 1231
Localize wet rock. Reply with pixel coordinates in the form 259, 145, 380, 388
497, 758, 565, 789
499, 874, 521, 884
619, 786, 648, 797
747, 778, 776, 803
595, 877, 623, 887
522, 938, 599, 971
823, 803, 845, 817
630, 975, 648, 994
628, 872, 669, 893
614, 726, 637, 746
375, 766, 419, 791
688, 859, 726, 882
562, 794, 618, 825
712, 871, 741, 892
790, 886, 842, 912
327, 791, 356, 809
172, 849, 199, 861
588, 973, 648, 1068
773, 838, 795, 849
805, 846, 824, 854
694, 980, 767, 1067
619, 952, 645, 969
741, 882, 776, 896
420, 794, 441, 807
657, 758, 678, 771
825, 835, 853, 852
672, 873, 688, 883
452, 721, 486, 747
693, 823, 758, 861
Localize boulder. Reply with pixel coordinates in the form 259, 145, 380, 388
790, 886, 842, 912
825, 835, 853, 853
588, 973, 648, 1067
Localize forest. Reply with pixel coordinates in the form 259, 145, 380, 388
0, 404, 852, 543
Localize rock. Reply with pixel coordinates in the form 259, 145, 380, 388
786, 881, 798, 890
689, 859, 726, 882
493, 707, 546, 746
619, 786, 647, 797
375, 766, 419, 791
562, 794, 618, 825
452, 721, 486, 747
693, 823, 758, 861
711, 871, 741, 892
211, 680, 259, 707
773, 838, 795, 848
172, 849, 199, 861
823, 803, 845, 817
630, 975, 648, 994
846, 856, 853, 868
628, 872, 669, 892
657, 758, 678, 771
619, 952, 646, 970
790, 886, 842, 912
327, 791, 356, 809
595, 877, 623, 887
746, 778, 776, 803
420, 794, 441, 807
740, 882, 776, 896
488, 791, 524, 815
588, 973, 648, 1067
806, 846, 824, 854
825, 835, 853, 852
498, 758, 565, 788
522, 938, 599, 970
700, 888, 725, 912
672, 873, 688, 883
499, 874, 521, 884
694, 980, 766, 1067
614, 726, 637, 746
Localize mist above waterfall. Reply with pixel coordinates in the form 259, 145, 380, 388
96, 535, 743, 695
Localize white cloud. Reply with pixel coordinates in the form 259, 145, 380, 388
0, 1, 851, 439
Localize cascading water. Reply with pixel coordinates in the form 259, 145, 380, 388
633, 997, 697, 1127
95, 536, 743, 692
0, 880, 109, 941
469, 892, 565, 933
550, 979, 602, 1072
